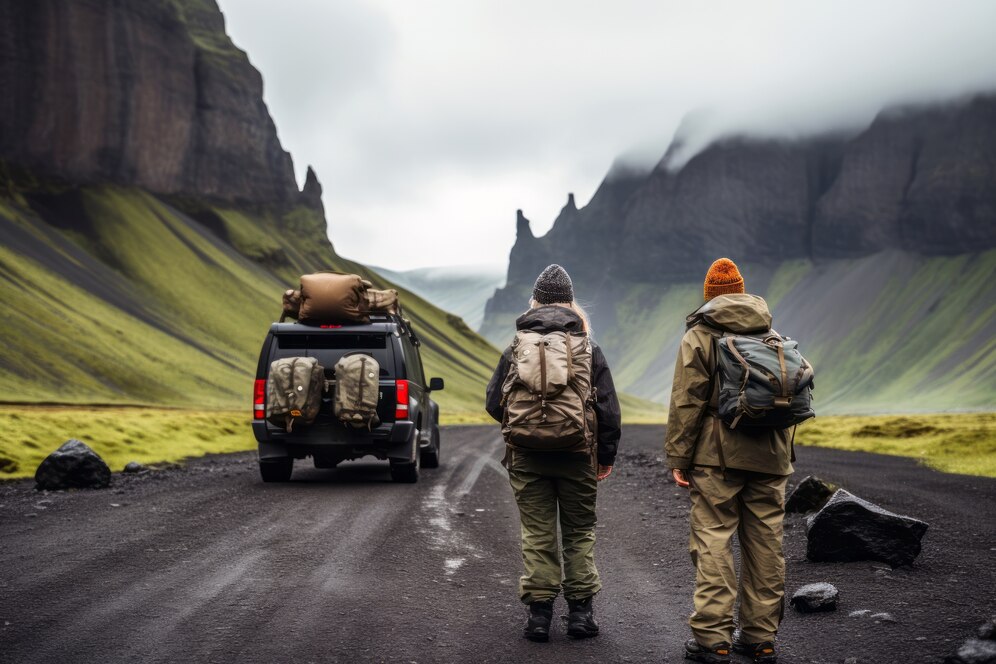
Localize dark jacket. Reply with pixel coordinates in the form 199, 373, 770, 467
485, 305, 622, 466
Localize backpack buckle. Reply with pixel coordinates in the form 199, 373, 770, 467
773, 396, 792, 408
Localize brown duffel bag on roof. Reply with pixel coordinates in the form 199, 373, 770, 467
299, 272, 372, 323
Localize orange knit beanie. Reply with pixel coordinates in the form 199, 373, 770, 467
704, 258, 744, 300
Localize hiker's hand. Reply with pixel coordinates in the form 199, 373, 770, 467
672, 468, 690, 488
597, 465, 613, 481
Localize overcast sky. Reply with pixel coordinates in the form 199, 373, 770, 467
217, 0, 996, 271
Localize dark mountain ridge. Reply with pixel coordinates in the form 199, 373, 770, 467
0, 0, 301, 208
0, 0, 501, 417
482, 95, 996, 412
486, 94, 996, 311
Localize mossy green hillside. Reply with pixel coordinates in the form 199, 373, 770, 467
796, 412, 996, 477
0, 407, 252, 478
0, 184, 500, 420
591, 251, 996, 413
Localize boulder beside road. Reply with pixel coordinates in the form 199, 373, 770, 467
806, 489, 928, 567
35, 439, 111, 491
786, 475, 838, 514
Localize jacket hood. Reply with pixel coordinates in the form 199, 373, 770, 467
686, 293, 772, 333
516, 305, 585, 334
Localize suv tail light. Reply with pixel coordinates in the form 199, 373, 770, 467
253, 379, 266, 420
395, 379, 409, 420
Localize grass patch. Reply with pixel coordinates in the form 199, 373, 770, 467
0, 407, 254, 479
796, 412, 996, 477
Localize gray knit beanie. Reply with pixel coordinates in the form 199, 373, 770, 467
533, 264, 574, 304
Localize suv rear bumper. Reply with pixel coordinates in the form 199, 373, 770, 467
254, 419, 416, 462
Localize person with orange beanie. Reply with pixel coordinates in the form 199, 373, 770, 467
665, 258, 794, 664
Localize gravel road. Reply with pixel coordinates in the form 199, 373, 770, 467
2, 425, 994, 663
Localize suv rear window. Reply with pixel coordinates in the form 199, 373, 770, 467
273, 333, 395, 377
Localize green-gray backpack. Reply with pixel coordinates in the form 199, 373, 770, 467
715, 330, 815, 430
267, 357, 325, 432
334, 353, 381, 429
500, 330, 595, 452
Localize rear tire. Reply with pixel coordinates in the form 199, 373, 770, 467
260, 458, 293, 482
421, 425, 441, 469
390, 440, 420, 483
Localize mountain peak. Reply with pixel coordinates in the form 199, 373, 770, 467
301, 165, 324, 211
515, 209, 534, 239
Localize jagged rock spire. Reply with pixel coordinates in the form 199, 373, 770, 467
300, 165, 324, 213
515, 209, 534, 239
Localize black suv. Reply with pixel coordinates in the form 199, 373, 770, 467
251, 313, 444, 483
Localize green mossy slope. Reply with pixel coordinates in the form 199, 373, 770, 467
597, 251, 996, 413
0, 184, 499, 420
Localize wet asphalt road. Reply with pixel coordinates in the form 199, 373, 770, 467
2, 425, 995, 664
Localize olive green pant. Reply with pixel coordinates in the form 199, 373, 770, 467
506, 449, 601, 604
688, 466, 789, 645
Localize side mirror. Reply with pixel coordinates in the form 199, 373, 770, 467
428, 377, 445, 391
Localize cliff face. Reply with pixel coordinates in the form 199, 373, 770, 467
0, 0, 503, 417
0, 0, 299, 207
486, 94, 996, 326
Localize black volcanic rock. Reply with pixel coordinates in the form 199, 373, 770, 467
0, 0, 298, 207
790, 582, 839, 613
786, 475, 838, 514
806, 489, 928, 567
35, 439, 111, 491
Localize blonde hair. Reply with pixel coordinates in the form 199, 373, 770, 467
529, 298, 590, 335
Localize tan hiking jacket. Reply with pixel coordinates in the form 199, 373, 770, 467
664, 294, 794, 476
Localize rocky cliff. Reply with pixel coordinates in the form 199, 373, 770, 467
0, 0, 300, 208
482, 95, 996, 412
485, 94, 996, 309
0, 0, 501, 418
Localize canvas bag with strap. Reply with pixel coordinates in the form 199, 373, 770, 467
500, 330, 596, 452
365, 287, 400, 316
333, 352, 381, 429
266, 356, 325, 432
714, 329, 815, 430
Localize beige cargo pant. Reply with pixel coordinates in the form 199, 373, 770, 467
688, 466, 789, 645
507, 448, 601, 604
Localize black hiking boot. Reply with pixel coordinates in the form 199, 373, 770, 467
523, 600, 553, 642
733, 636, 777, 663
566, 596, 599, 639
684, 638, 732, 663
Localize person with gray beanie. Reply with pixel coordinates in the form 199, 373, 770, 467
485, 264, 622, 643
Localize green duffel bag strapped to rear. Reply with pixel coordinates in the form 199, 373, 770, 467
500, 329, 596, 452
267, 356, 326, 432
333, 352, 381, 429
715, 329, 815, 430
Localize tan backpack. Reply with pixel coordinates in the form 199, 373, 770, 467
500, 330, 596, 451
298, 272, 372, 323
266, 357, 325, 432
334, 353, 381, 429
